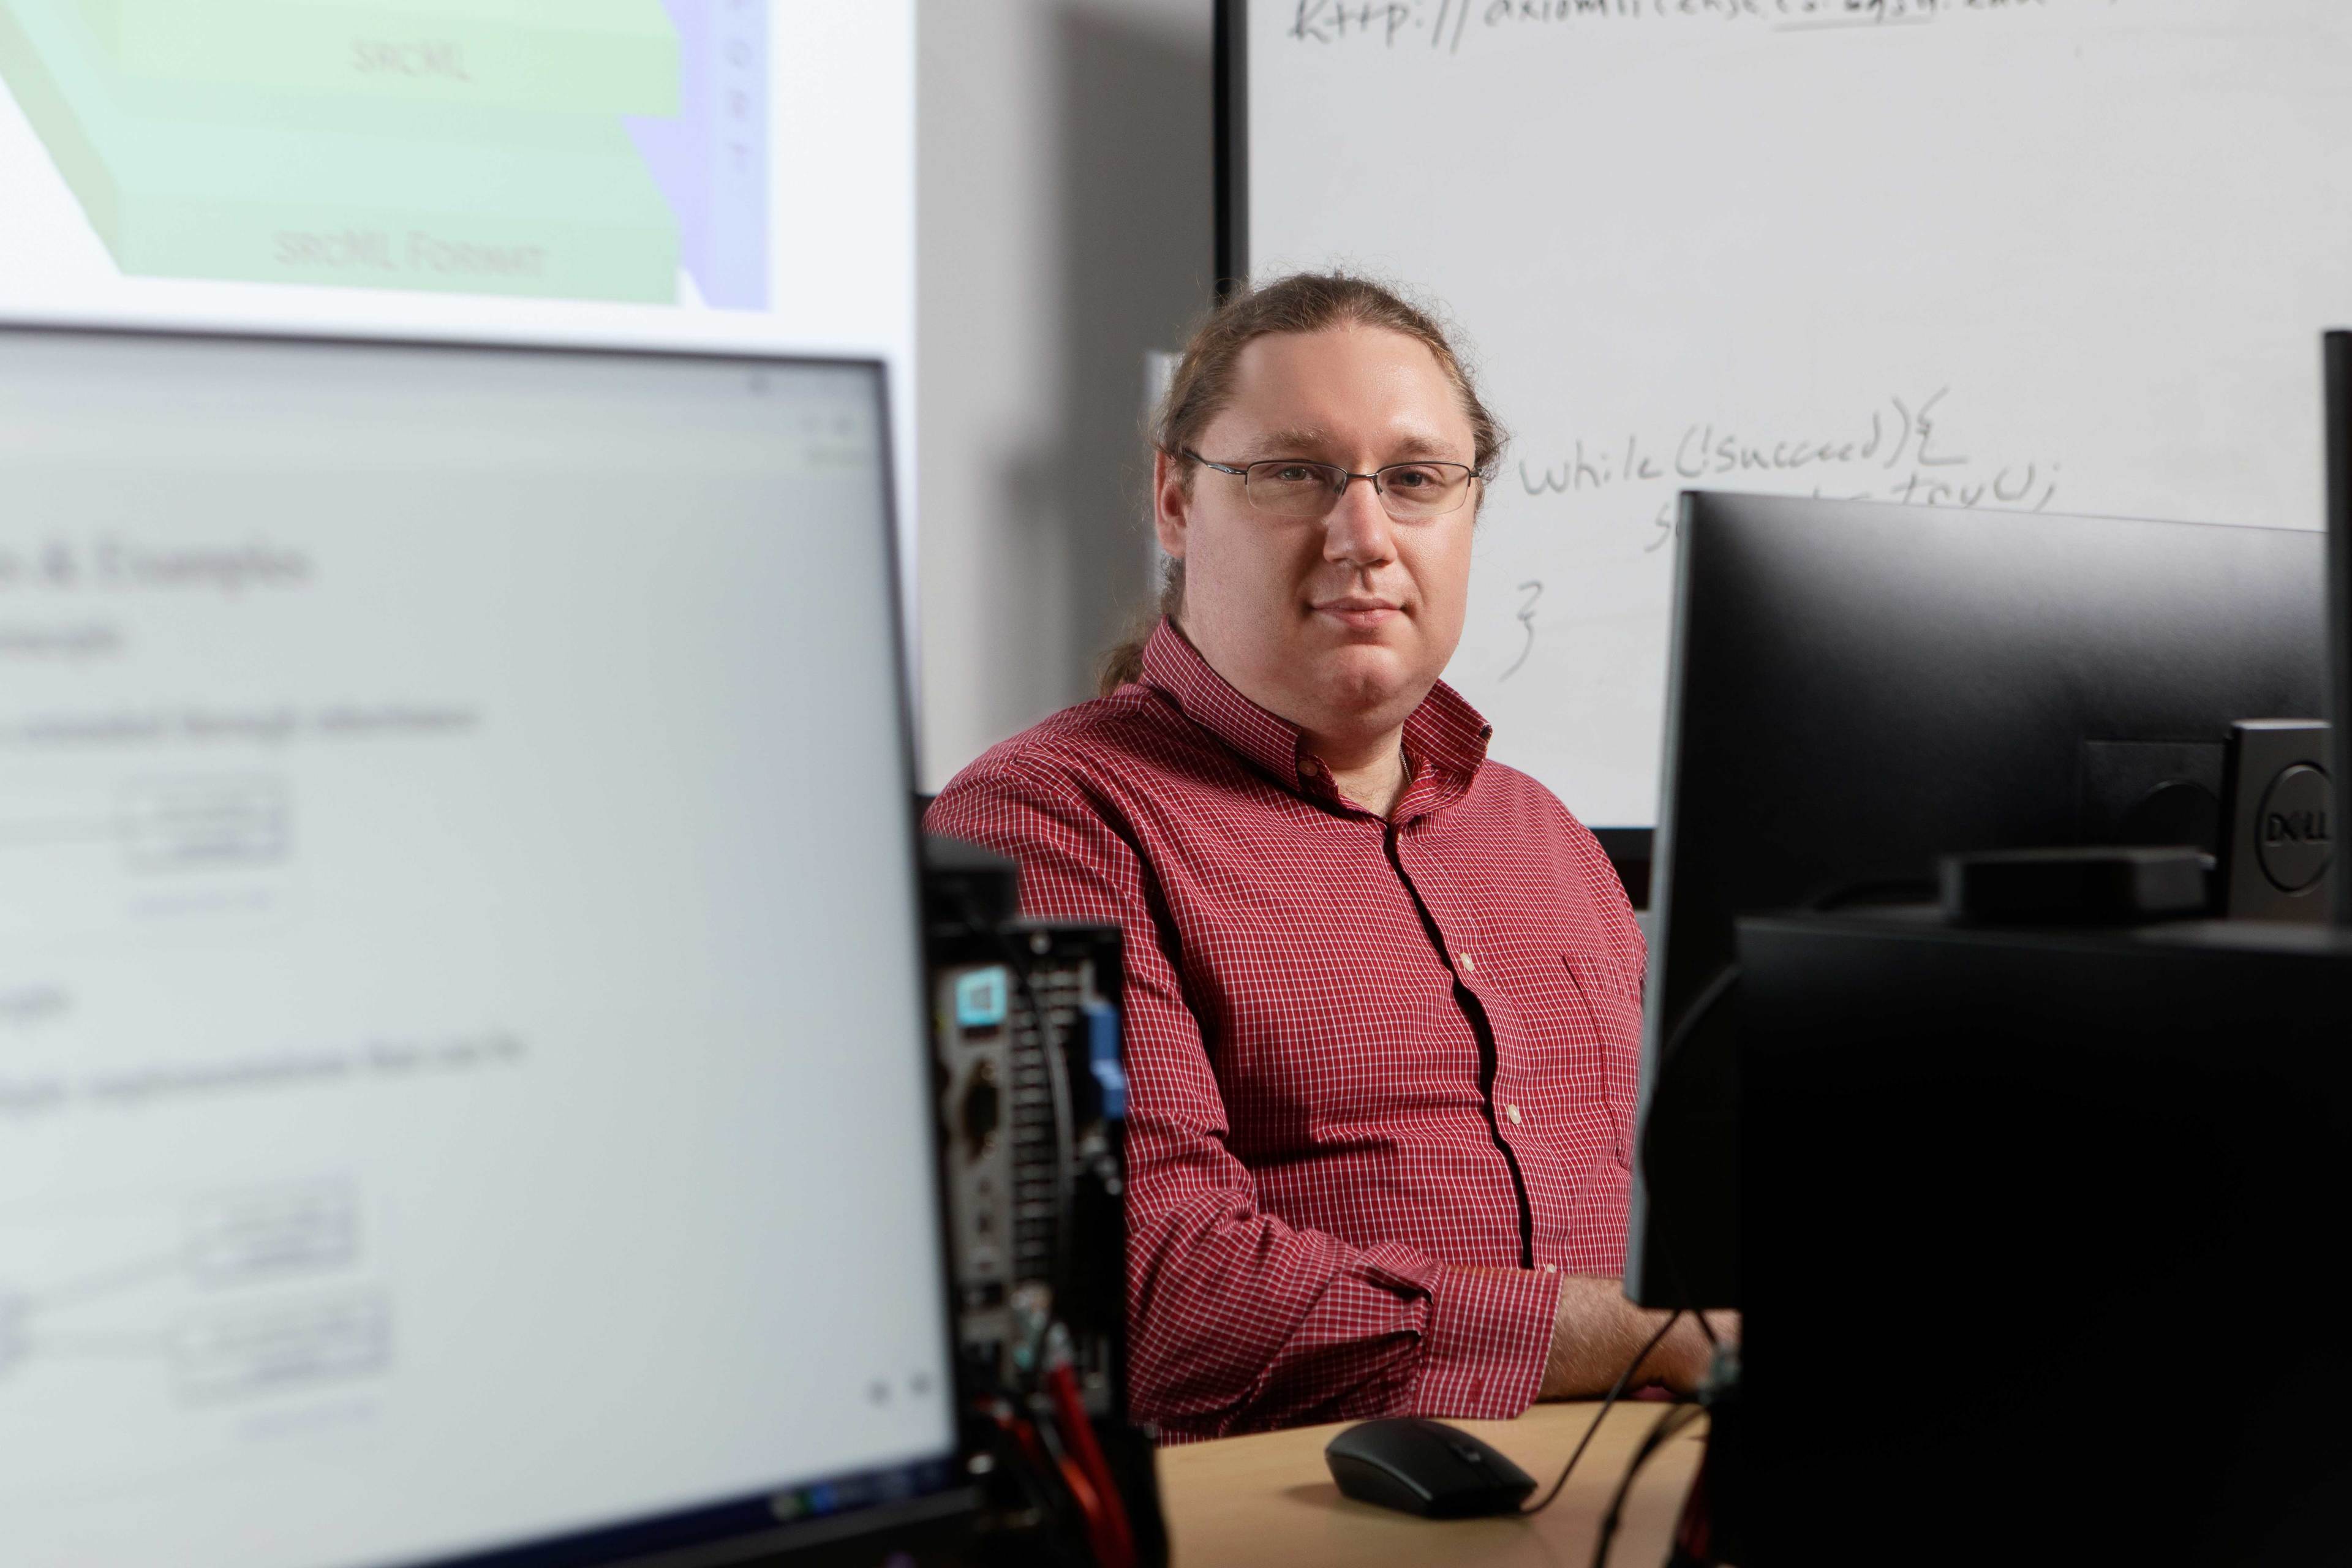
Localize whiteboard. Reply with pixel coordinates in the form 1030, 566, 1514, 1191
1240, 0, 2352, 827
0, 0, 914, 586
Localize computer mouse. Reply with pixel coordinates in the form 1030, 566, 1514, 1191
1323, 1417, 1537, 1518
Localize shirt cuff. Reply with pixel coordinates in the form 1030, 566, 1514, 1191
1406, 1264, 1562, 1419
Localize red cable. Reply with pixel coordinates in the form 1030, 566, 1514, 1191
1046, 1363, 1137, 1568
995, 1401, 1122, 1567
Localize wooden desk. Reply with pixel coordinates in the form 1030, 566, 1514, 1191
1156, 1402, 1707, 1567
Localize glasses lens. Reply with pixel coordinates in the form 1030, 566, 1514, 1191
1243, 461, 1344, 517
1377, 463, 1471, 518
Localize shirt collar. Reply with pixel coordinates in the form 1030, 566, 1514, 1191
1136, 618, 1492, 818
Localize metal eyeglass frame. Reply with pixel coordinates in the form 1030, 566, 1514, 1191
1178, 448, 1483, 519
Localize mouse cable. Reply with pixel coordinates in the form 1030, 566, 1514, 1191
1588, 1401, 1707, 1568
1520, 1308, 1684, 1515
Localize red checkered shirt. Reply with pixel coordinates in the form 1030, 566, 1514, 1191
925, 620, 1645, 1441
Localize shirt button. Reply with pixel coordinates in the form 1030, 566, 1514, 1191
1542, 1263, 1558, 1275
1504, 1103, 1522, 1126
1457, 952, 1476, 974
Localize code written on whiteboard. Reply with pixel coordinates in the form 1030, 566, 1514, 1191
1510, 388, 2064, 552
1287, 0, 2064, 50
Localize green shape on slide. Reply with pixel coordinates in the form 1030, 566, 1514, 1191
74, 0, 678, 115
0, 0, 679, 303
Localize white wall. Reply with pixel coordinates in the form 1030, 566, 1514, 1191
915, 0, 1215, 793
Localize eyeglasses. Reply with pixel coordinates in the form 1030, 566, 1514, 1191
1182, 450, 1480, 521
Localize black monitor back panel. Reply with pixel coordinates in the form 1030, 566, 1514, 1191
1628, 492, 2329, 1307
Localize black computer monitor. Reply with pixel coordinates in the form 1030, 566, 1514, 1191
0, 326, 965, 1567
1626, 492, 2330, 1309
2327, 331, 2352, 930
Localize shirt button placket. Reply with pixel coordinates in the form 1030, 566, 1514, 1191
1395, 831, 1539, 1269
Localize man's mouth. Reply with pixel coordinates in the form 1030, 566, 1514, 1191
1311, 597, 1403, 631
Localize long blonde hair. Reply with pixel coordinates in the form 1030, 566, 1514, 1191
1096, 272, 1507, 696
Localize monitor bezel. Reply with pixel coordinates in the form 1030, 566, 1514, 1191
0, 318, 977, 1568
2323, 330, 2352, 930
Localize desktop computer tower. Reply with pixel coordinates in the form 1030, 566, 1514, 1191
929, 921, 1128, 1401
922, 836, 1164, 1568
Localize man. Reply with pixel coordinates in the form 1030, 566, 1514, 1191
927, 273, 1719, 1441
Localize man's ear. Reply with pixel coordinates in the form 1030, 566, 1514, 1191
1152, 448, 1189, 561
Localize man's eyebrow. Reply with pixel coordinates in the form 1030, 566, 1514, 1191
1248, 428, 1336, 455
1382, 433, 1462, 461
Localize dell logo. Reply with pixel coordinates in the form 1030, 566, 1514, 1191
2255, 763, 2334, 894
2263, 809, 2331, 846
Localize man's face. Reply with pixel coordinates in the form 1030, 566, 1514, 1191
1154, 325, 1479, 748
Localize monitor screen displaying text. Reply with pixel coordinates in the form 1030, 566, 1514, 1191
0, 331, 952, 1568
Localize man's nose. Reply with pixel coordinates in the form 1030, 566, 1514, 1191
1322, 475, 1396, 567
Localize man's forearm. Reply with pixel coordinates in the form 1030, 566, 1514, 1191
1539, 1274, 1728, 1399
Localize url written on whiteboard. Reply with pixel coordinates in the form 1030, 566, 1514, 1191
1289, 0, 2056, 49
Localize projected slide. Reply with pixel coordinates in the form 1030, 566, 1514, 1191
0, 0, 762, 306
0, 1, 908, 383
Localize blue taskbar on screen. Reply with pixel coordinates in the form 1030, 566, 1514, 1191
429, 1457, 972, 1568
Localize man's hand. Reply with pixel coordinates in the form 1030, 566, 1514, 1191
1537, 1273, 1736, 1399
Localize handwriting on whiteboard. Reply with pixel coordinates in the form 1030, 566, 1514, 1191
1501, 580, 1544, 680
1289, 0, 2066, 50
1511, 387, 2062, 553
